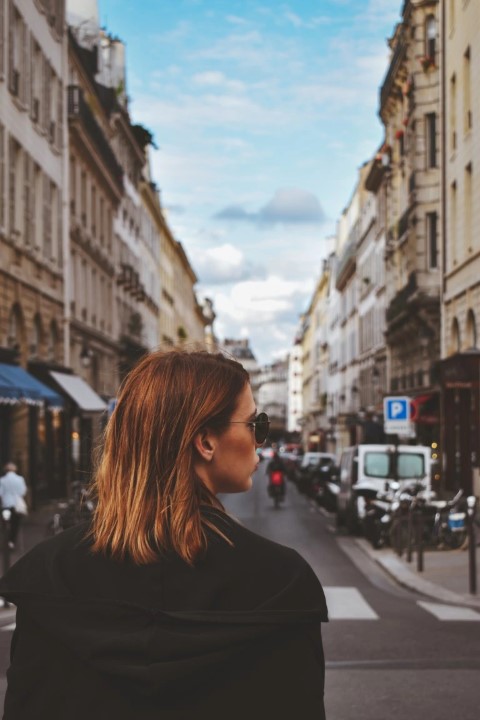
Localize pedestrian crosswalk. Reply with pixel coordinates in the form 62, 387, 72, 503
323, 587, 480, 622
0, 589, 479, 629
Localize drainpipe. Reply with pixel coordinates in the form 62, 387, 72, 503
62, 21, 71, 369
440, 0, 446, 497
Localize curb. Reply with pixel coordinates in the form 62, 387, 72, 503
355, 537, 480, 610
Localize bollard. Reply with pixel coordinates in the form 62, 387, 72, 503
406, 506, 414, 564
467, 496, 477, 595
1, 509, 12, 608
415, 509, 424, 573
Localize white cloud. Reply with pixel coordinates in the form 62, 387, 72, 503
191, 243, 264, 284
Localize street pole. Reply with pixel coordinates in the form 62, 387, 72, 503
1, 509, 12, 608
467, 496, 477, 595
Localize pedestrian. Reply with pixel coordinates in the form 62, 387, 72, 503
0, 349, 328, 720
0, 462, 27, 550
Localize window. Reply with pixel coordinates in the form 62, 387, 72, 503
449, 0, 455, 32
397, 454, 425, 479
425, 15, 436, 60
450, 74, 457, 151
465, 163, 472, 251
426, 212, 438, 268
426, 113, 436, 168
450, 181, 457, 262
466, 310, 477, 349
43, 174, 52, 259
463, 47, 472, 133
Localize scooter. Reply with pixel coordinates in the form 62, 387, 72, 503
433, 489, 467, 549
363, 489, 393, 549
267, 470, 286, 509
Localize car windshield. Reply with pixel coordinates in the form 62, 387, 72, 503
364, 451, 425, 479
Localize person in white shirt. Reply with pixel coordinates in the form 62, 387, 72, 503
0, 463, 27, 549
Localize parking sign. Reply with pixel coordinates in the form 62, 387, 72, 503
383, 396, 412, 435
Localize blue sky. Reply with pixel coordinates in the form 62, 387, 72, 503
99, 0, 402, 364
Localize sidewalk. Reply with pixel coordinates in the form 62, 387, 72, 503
0, 503, 56, 625
356, 536, 480, 609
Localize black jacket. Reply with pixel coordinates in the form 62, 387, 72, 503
0, 508, 328, 719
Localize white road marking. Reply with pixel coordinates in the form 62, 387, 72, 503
417, 602, 480, 621
324, 587, 379, 620
0, 623, 16, 631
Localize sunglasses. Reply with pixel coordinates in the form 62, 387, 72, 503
228, 412, 270, 444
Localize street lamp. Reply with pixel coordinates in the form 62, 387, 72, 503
80, 343, 93, 369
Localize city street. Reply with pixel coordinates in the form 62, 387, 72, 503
0, 462, 479, 717
221, 463, 480, 720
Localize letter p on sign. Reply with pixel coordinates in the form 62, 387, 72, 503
391, 401, 404, 418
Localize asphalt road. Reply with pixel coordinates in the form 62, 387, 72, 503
220, 462, 480, 720
0, 464, 478, 718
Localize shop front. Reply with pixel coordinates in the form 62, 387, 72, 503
0, 361, 64, 509
438, 350, 480, 497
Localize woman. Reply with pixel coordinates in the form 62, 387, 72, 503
0, 349, 328, 719
0, 463, 27, 549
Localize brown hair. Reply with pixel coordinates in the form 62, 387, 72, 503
90, 349, 249, 565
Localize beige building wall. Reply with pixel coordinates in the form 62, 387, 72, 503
68, 30, 122, 398
443, 0, 480, 355
173, 241, 206, 345
0, 0, 66, 367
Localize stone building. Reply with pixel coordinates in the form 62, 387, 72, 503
257, 359, 288, 440
287, 338, 302, 436
380, 0, 442, 446
0, 0, 68, 503
439, 0, 480, 496
299, 262, 330, 451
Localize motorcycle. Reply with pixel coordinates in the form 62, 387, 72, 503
267, 469, 286, 509
362, 487, 393, 549
433, 489, 467, 549
46, 481, 95, 536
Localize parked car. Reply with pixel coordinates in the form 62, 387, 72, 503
336, 444, 432, 534
296, 452, 336, 496
320, 465, 341, 513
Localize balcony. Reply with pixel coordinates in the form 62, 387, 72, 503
386, 272, 417, 324
68, 85, 123, 193
380, 35, 407, 113
336, 235, 357, 290
397, 207, 410, 240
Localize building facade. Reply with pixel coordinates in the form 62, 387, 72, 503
380, 0, 442, 446
439, 0, 480, 496
0, 0, 68, 502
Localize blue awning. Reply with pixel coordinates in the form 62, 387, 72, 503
0, 363, 64, 408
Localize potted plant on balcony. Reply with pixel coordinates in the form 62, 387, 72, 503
419, 55, 435, 71
395, 129, 404, 141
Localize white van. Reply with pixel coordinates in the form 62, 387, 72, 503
336, 444, 431, 532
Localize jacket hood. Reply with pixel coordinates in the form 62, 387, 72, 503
0, 524, 328, 699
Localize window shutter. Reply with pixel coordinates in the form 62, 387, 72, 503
23, 151, 31, 245
8, 136, 15, 235
0, 0, 5, 78
56, 75, 63, 149
0, 123, 4, 230
22, 17, 28, 107
8, 0, 14, 92
57, 181, 63, 266
43, 172, 51, 257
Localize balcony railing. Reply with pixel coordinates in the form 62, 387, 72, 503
386, 272, 417, 323
68, 85, 123, 192
336, 236, 357, 290
380, 35, 407, 111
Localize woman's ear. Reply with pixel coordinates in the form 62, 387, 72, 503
193, 428, 215, 462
